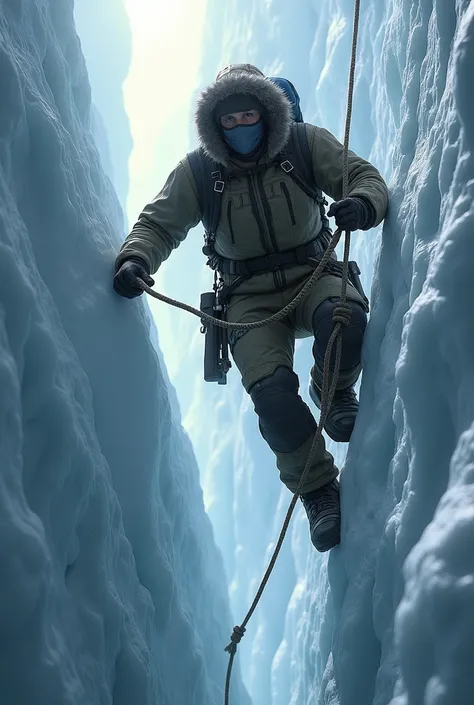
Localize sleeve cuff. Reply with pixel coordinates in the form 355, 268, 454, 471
114, 254, 151, 274
355, 195, 377, 230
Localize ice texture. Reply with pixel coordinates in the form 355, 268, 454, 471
0, 2, 250, 704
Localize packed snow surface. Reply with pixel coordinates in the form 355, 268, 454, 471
0, 2, 250, 704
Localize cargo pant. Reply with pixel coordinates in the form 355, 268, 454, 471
227, 273, 366, 494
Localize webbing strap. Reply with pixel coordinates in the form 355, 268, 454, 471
281, 124, 323, 202
211, 238, 327, 277
282, 124, 331, 236
187, 148, 223, 247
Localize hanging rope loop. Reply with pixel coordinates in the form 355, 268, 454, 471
332, 303, 353, 327
137, 225, 342, 332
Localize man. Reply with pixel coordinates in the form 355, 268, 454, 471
114, 64, 389, 552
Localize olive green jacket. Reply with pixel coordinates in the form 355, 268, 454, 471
116, 123, 388, 295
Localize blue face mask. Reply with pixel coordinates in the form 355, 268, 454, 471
223, 120, 264, 155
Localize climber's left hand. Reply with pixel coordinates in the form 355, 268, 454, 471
327, 196, 375, 231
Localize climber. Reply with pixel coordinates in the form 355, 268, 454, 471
113, 64, 389, 552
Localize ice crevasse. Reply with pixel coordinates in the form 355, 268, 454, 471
1, 1, 474, 705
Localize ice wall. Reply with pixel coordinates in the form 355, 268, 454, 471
0, 2, 250, 704
323, 3, 474, 704
73, 0, 132, 207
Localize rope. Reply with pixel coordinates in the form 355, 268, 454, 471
140, 1, 361, 701
138, 224, 341, 331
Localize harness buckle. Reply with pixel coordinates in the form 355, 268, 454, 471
264, 253, 285, 271
280, 160, 294, 173
295, 244, 309, 266
214, 180, 225, 193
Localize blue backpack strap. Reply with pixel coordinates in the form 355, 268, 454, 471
187, 148, 225, 254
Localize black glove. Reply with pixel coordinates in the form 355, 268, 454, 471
113, 257, 155, 299
327, 196, 375, 231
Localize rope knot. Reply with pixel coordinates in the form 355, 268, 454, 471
224, 625, 246, 655
332, 303, 352, 327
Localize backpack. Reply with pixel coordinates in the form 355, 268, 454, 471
187, 78, 329, 266
267, 77, 304, 123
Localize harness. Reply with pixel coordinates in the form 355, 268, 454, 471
187, 122, 333, 280
187, 121, 369, 385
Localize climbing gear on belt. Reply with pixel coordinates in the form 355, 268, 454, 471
200, 273, 232, 384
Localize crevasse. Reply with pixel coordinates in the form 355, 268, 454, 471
2, 1, 474, 705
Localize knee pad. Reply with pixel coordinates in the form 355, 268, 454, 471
249, 366, 316, 453
312, 297, 367, 371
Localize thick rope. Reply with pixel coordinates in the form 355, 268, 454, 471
223, 0, 360, 695
138, 224, 341, 330
140, 2, 361, 702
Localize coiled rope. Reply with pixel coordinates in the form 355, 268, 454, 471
139, 1, 360, 701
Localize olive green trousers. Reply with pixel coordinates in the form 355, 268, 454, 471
227, 274, 365, 493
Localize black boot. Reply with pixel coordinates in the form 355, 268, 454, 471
309, 371, 359, 443
300, 479, 340, 552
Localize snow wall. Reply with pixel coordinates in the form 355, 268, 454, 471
0, 2, 250, 704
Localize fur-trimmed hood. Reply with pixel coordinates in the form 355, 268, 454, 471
195, 65, 293, 166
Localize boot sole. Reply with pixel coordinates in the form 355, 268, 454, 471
308, 382, 353, 443
311, 514, 341, 552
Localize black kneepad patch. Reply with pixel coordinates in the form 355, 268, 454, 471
312, 298, 367, 371
249, 366, 316, 453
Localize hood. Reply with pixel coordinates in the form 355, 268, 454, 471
195, 65, 293, 166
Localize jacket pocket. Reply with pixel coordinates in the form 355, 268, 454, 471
281, 182, 296, 225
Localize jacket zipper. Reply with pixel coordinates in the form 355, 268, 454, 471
256, 172, 279, 252
227, 200, 235, 244
247, 174, 271, 253
256, 172, 285, 288
281, 182, 296, 225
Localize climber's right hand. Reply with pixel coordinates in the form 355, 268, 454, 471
113, 257, 155, 299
